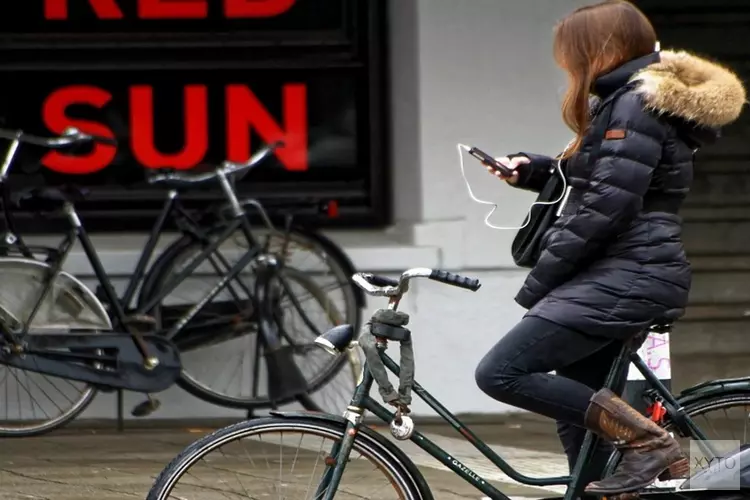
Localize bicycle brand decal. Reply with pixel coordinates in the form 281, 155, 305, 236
447, 455, 485, 485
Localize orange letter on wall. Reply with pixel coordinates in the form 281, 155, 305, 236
138, 0, 207, 19
41, 86, 118, 174
130, 85, 209, 169
226, 83, 308, 171
44, 0, 124, 20
224, 0, 295, 18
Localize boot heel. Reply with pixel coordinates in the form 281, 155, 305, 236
658, 458, 690, 480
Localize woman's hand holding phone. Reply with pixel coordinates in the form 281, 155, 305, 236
488, 156, 529, 185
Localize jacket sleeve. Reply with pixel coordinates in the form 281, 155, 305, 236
508, 152, 555, 192
515, 94, 668, 310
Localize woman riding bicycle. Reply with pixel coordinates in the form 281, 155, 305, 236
474, 0, 746, 496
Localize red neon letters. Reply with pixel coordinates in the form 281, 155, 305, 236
138, 0, 207, 19
226, 84, 307, 173
42, 86, 118, 174
45, 0, 123, 19
130, 85, 209, 170
40, 0, 304, 173
224, 0, 295, 18
40, 84, 308, 174
44, 0, 296, 20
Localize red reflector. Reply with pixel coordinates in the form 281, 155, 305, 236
646, 401, 667, 423
327, 200, 339, 218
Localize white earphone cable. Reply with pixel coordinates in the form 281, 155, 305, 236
457, 141, 572, 231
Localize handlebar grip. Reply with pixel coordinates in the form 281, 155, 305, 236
428, 269, 481, 291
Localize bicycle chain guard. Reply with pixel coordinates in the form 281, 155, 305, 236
358, 308, 414, 414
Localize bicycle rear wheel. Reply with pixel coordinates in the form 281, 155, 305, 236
603, 392, 750, 484
0, 362, 97, 437
139, 226, 360, 410
147, 417, 428, 500
0, 261, 101, 437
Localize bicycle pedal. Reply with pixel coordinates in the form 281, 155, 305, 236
131, 398, 161, 417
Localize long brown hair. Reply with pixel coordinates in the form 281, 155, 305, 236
554, 0, 656, 157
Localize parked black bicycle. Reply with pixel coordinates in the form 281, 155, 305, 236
148, 267, 750, 499
0, 127, 362, 436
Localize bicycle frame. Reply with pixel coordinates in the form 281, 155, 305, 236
317, 335, 717, 500
0, 133, 325, 397
119, 190, 260, 316
0, 191, 261, 339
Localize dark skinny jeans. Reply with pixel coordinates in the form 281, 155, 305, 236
475, 316, 630, 482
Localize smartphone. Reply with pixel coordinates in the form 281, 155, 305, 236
467, 146, 515, 177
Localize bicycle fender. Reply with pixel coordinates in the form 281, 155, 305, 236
269, 411, 434, 500
676, 377, 750, 408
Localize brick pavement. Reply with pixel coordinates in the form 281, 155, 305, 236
0, 419, 572, 499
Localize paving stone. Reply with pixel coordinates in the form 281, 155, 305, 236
0, 423, 571, 499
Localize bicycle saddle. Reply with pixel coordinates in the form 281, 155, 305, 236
11, 185, 90, 206
316, 324, 356, 354
648, 321, 673, 334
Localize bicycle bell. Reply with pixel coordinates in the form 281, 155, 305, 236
390, 414, 415, 440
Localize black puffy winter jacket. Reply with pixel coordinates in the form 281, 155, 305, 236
512, 50, 746, 339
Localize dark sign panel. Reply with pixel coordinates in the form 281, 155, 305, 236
0, 0, 349, 41
1, 66, 359, 178
0, 0, 388, 231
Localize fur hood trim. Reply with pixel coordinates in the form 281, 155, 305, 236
630, 50, 747, 128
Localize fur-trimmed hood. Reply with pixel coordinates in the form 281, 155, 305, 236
630, 50, 747, 129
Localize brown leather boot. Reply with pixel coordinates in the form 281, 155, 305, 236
583, 389, 688, 495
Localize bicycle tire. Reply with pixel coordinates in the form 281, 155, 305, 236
137, 225, 361, 410
139, 225, 363, 323
0, 378, 97, 437
146, 416, 432, 500
176, 263, 355, 410
0, 260, 101, 437
603, 391, 750, 481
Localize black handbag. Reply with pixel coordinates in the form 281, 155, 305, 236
510, 87, 629, 268
510, 161, 566, 268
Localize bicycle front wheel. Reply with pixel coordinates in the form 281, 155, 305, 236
147, 417, 428, 500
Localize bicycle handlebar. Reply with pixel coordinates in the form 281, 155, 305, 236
145, 141, 283, 186
352, 268, 481, 297
0, 124, 279, 187
0, 126, 117, 149
0, 126, 118, 180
